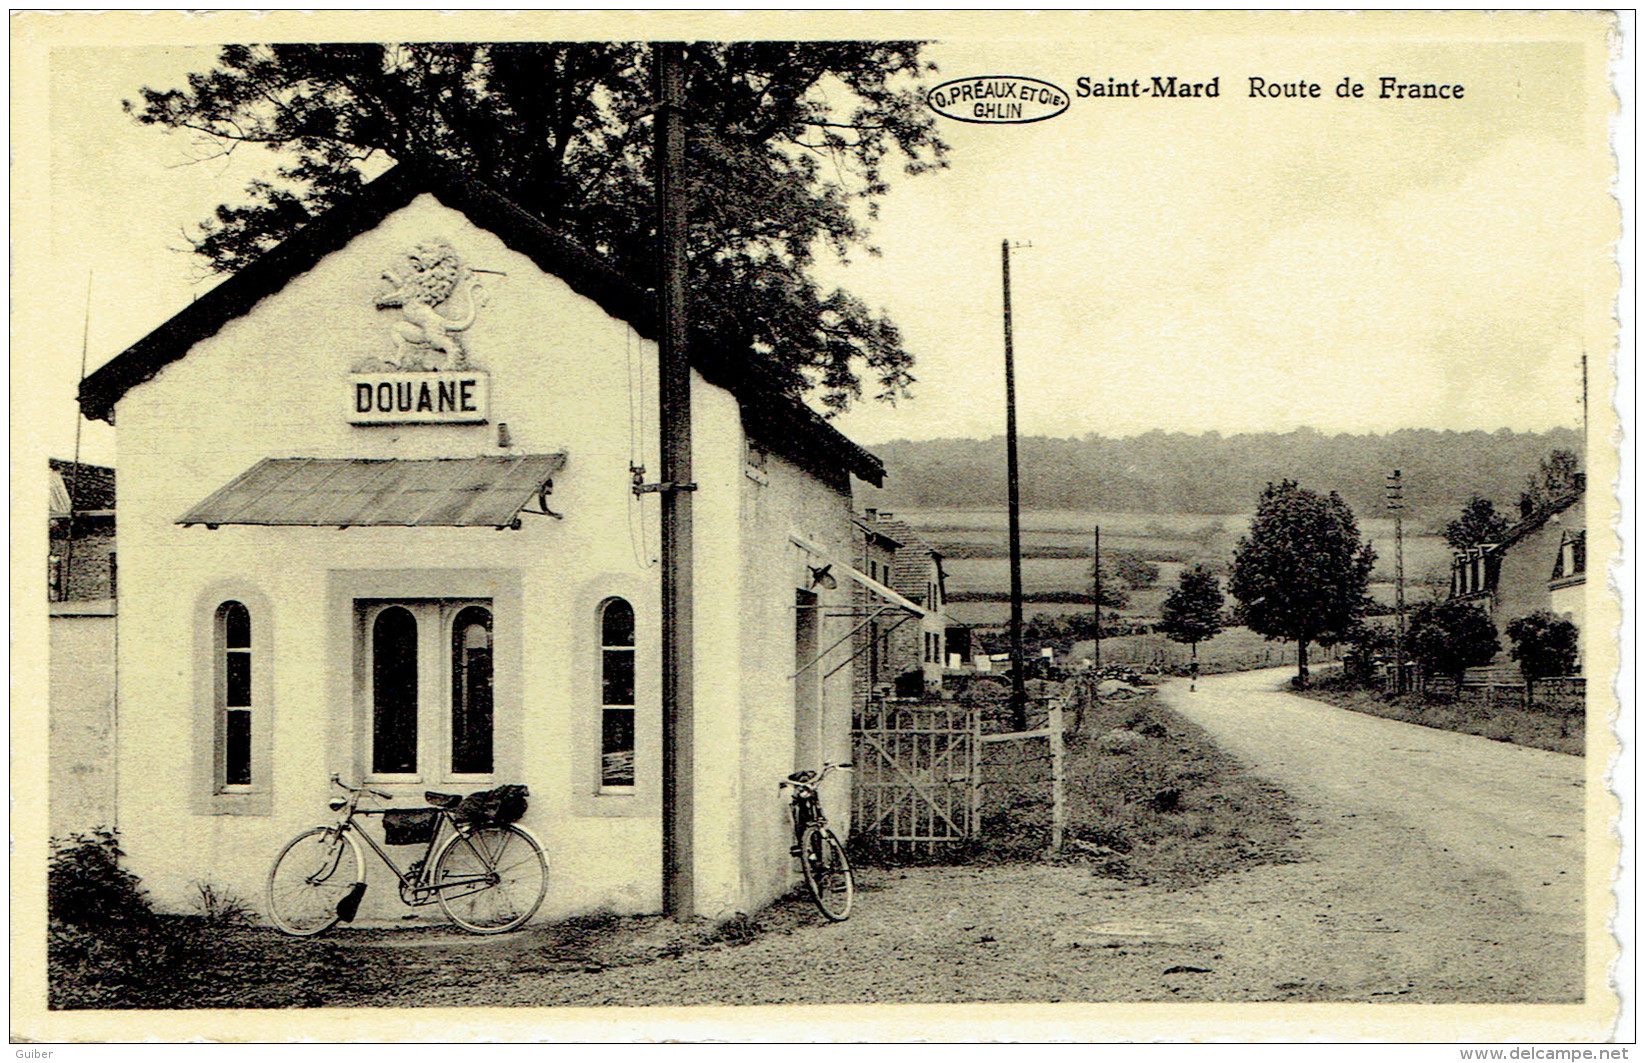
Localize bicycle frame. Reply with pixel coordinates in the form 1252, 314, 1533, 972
781, 762, 849, 843
322, 778, 501, 906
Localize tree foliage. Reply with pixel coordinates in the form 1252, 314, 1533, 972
1407, 600, 1500, 681
1158, 566, 1225, 653
1518, 448, 1583, 519
126, 42, 950, 412
1505, 611, 1580, 679
1228, 480, 1375, 678
1114, 555, 1161, 590
1442, 495, 1511, 551
1091, 562, 1131, 611
867, 427, 1584, 518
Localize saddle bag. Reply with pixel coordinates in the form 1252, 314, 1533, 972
382, 807, 440, 846
455, 784, 529, 826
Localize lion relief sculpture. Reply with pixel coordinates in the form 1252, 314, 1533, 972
372, 240, 491, 370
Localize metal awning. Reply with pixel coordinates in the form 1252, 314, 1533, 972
789, 534, 927, 681
178, 455, 566, 530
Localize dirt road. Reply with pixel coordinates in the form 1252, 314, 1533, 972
337, 668, 1583, 1008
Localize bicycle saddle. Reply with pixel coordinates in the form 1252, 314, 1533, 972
424, 791, 463, 809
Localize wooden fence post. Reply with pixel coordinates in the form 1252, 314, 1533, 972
1048, 699, 1065, 854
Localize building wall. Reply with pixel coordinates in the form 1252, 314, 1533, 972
49, 607, 117, 838
734, 445, 857, 915
49, 520, 116, 602
852, 534, 897, 705
109, 193, 783, 921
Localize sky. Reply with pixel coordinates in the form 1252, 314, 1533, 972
19, 11, 1620, 469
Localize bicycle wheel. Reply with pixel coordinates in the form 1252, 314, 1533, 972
433, 824, 548, 934
266, 826, 365, 937
799, 825, 854, 921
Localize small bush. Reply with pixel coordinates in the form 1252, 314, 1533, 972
191, 881, 254, 926
49, 828, 151, 930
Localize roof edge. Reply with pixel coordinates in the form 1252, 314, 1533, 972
77, 162, 884, 486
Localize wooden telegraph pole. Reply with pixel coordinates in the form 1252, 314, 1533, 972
1386, 470, 1406, 694
1092, 525, 1101, 675
1002, 240, 1028, 732
655, 42, 696, 920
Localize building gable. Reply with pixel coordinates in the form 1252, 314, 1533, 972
78, 163, 883, 487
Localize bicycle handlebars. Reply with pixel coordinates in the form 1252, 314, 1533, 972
779, 762, 854, 789
329, 772, 392, 800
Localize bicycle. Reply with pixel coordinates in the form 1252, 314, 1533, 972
780, 762, 854, 921
266, 774, 548, 937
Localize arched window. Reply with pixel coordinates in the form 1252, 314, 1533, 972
217, 601, 252, 788
372, 605, 419, 774
599, 598, 636, 788
451, 606, 493, 775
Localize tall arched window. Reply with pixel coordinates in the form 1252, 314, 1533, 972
599, 598, 636, 788
217, 601, 252, 788
451, 606, 493, 775
372, 605, 419, 774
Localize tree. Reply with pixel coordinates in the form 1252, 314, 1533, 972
1407, 600, 1500, 682
1340, 622, 1396, 684
1518, 448, 1583, 519
1229, 480, 1376, 680
1113, 555, 1160, 590
1442, 496, 1511, 551
1505, 611, 1580, 680
126, 42, 950, 412
1158, 566, 1225, 665
1087, 562, 1130, 612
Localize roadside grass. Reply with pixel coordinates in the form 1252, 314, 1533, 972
854, 689, 1302, 889
1298, 675, 1582, 756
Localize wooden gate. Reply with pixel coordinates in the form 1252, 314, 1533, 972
851, 701, 978, 853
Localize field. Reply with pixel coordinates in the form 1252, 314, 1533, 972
900, 508, 1449, 627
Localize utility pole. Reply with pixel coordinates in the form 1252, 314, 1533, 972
61, 271, 94, 603
1386, 470, 1406, 694
1092, 525, 1102, 675
655, 42, 695, 920
1002, 239, 1027, 732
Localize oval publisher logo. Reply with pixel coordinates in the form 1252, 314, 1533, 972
926, 76, 1070, 124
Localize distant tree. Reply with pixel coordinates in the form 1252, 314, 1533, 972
1519, 448, 1583, 519
1340, 622, 1396, 684
1505, 611, 1580, 680
1087, 562, 1130, 611
1113, 555, 1161, 590
1229, 480, 1376, 680
1158, 567, 1225, 666
1442, 496, 1511, 551
1407, 600, 1500, 682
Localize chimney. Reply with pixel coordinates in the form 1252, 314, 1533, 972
879, 511, 894, 522
864, 507, 878, 521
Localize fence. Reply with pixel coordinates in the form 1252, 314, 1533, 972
851, 694, 1071, 855
1421, 667, 1585, 715
851, 701, 978, 854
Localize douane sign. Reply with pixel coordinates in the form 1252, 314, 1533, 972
349, 372, 490, 424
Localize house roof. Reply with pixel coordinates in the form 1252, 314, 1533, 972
76, 162, 884, 487
1456, 487, 1584, 562
866, 516, 944, 604
852, 517, 904, 549
48, 458, 116, 513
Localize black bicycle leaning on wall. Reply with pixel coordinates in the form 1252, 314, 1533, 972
266, 775, 548, 936
780, 762, 855, 921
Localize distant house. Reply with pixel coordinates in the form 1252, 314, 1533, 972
48, 458, 116, 601
858, 509, 958, 693
1449, 478, 1585, 670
